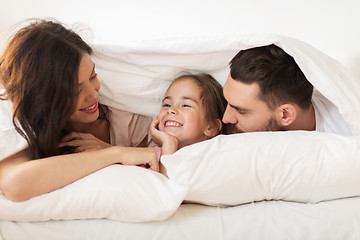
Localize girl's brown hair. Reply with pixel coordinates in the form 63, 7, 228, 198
172, 73, 227, 134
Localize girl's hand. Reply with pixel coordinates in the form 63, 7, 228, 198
59, 132, 111, 152
150, 117, 178, 147
150, 117, 179, 155
150, 117, 164, 146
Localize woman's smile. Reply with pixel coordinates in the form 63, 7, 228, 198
80, 102, 98, 114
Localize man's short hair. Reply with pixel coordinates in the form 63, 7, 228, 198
229, 44, 313, 110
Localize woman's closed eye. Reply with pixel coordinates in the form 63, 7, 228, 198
90, 73, 97, 80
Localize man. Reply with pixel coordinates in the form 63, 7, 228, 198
222, 44, 351, 135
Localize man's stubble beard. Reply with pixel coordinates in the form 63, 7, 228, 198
257, 117, 287, 132
232, 117, 287, 133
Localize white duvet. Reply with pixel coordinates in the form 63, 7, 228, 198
0, 34, 360, 223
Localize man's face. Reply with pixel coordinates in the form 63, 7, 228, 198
222, 74, 284, 133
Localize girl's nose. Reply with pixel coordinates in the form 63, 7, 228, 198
167, 106, 178, 115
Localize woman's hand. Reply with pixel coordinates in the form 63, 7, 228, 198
59, 132, 111, 152
119, 147, 159, 172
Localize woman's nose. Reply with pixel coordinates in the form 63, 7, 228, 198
92, 75, 101, 92
85, 80, 100, 101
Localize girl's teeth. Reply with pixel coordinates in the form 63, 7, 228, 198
165, 122, 182, 127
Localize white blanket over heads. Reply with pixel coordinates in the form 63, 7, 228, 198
93, 34, 360, 135
1, 34, 360, 222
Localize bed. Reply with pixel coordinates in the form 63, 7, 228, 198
1, 34, 360, 239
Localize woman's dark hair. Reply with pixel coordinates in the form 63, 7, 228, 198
0, 19, 106, 159
172, 73, 227, 134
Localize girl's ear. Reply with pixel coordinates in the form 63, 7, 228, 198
204, 119, 222, 138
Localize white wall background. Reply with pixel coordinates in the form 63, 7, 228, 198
1, 0, 359, 78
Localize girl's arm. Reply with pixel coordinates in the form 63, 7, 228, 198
160, 137, 178, 155
150, 117, 179, 177
0, 146, 158, 202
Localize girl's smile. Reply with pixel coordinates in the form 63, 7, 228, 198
164, 120, 183, 127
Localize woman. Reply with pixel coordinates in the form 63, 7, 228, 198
0, 19, 158, 202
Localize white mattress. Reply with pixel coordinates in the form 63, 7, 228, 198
1, 198, 360, 240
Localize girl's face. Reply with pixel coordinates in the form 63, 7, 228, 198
157, 78, 211, 149
68, 53, 100, 127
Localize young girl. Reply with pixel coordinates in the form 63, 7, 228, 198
150, 73, 227, 175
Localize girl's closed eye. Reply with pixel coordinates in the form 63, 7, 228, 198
162, 103, 171, 108
182, 104, 191, 108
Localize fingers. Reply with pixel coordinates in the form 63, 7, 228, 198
147, 159, 160, 172
121, 147, 160, 172
60, 132, 111, 153
150, 117, 160, 131
145, 148, 160, 172
59, 139, 84, 148
60, 132, 92, 148
61, 132, 79, 143
151, 116, 160, 125
61, 132, 94, 142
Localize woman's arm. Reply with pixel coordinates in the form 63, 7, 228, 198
0, 146, 158, 202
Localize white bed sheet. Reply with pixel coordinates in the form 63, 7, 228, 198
1, 198, 360, 240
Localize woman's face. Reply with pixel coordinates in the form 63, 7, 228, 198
68, 53, 100, 126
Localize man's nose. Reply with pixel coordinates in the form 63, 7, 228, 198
222, 105, 236, 124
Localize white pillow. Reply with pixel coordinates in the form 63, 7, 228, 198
161, 131, 360, 206
0, 165, 188, 222
0, 100, 28, 160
